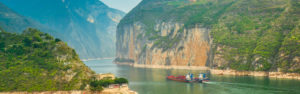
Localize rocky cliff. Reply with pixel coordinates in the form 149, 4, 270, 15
116, 22, 211, 68
116, 0, 300, 73
0, 0, 125, 59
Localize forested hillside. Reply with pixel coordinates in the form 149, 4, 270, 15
210, 0, 300, 72
0, 28, 94, 91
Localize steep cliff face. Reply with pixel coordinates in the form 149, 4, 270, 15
116, 0, 233, 67
117, 22, 211, 67
0, 0, 125, 59
116, 0, 300, 73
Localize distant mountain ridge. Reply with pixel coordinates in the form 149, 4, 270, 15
0, 3, 57, 36
0, 0, 125, 59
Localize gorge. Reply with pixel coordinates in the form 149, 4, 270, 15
115, 0, 300, 78
0, 1, 136, 93
0, 0, 125, 59
1, 0, 300, 93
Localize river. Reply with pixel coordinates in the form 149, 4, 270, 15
84, 59, 300, 94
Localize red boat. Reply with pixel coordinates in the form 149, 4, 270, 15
167, 75, 209, 83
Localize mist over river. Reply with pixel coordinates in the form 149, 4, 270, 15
84, 59, 300, 94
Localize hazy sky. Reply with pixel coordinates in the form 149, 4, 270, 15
100, 0, 142, 13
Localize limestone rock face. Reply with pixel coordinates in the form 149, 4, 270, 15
116, 0, 300, 73
116, 22, 211, 68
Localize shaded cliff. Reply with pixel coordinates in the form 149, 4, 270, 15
116, 0, 300, 73
0, 0, 125, 59
0, 3, 58, 36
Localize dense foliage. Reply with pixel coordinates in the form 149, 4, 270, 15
89, 78, 129, 91
0, 28, 94, 91
211, 0, 300, 72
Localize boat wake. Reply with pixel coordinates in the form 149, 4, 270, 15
203, 81, 297, 93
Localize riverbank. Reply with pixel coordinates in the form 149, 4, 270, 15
82, 57, 115, 62
0, 73, 138, 94
0, 86, 137, 94
0, 89, 137, 94
115, 62, 300, 80
114, 62, 210, 70
211, 69, 300, 80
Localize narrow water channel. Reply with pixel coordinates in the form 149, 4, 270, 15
84, 59, 300, 94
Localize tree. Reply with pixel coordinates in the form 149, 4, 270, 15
45, 33, 54, 40
55, 38, 61, 42
99, 79, 114, 87
114, 78, 128, 84
90, 80, 105, 91
90, 85, 103, 91
23, 37, 33, 46
0, 42, 5, 51
33, 34, 42, 42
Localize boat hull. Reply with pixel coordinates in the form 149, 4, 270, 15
167, 75, 209, 83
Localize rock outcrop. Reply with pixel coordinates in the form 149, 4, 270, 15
116, 0, 300, 76
116, 22, 211, 68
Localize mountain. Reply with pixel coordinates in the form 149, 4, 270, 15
0, 0, 126, 59
116, 0, 300, 73
0, 28, 94, 91
0, 3, 57, 36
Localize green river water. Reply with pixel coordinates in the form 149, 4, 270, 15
84, 59, 300, 94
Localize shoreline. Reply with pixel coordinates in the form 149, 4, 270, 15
0, 73, 138, 94
133, 64, 211, 70
114, 62, 210, 70
211, 69, 300, 80
115, 62, 300, 80
81, 57, 115, 62
0, 89, 137, 94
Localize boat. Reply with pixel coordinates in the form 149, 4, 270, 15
167, 73, 209, 83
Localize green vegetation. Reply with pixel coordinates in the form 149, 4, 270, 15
151, 35, 181, 51
120, 0, 237, 50
278, 25, 300, 73
114, 78, 129, 84
0, 28, 94, 91
120, 0, 300, 72
89, 78, 129, 91
211, 0, 300, 72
